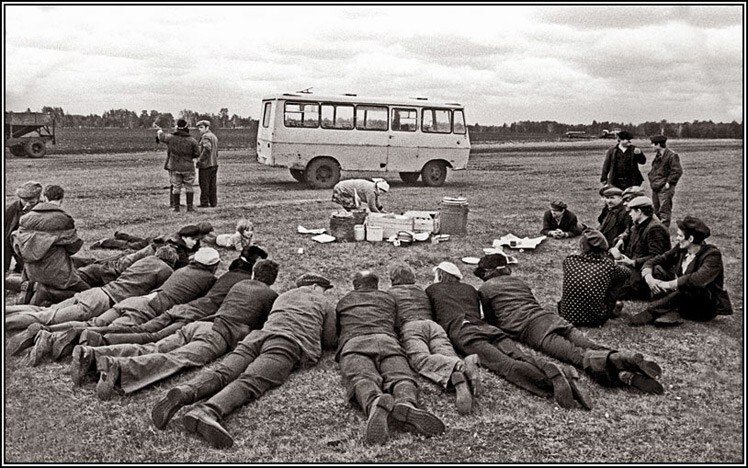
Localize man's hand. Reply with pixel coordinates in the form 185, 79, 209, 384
609, 247, 622, 260
645, 275, 666, 295
615, 254, 635, 267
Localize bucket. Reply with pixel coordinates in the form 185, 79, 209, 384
354, 225, 365, 241
330, 212, 357, 242
366, 225, 384, 242
439, 201, 469, 235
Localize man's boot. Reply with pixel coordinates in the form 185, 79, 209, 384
562, 366, 592, 410
172, 193, 180, 212
183, 405, 234, 449
541, 362, 577, 409
152, 385, 193, 430
608, 351, 662, 379
186, 192, 195, 212
450, 371, 473, 415
462, 354, 481, 396
169, 186, 175, 208
70, 345, 96, 387
583, 350, 617, 386
364, 394, 394, 445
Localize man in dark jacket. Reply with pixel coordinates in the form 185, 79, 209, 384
156, 119, 200, 212
596, 186, 629, 247
647, 135, 683, 229
600, 131, 646, 190
541, 199, 583, 239
196, 120, 219, 207
629, 216, 732, 326
5, 181, 42, 273
337, 270, 444, 445
12, 185, 91, 306
610, 196, 671, 301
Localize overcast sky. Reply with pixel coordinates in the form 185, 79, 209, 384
4, 4, 744, 125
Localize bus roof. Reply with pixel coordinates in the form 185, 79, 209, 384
262, 92, 465, 109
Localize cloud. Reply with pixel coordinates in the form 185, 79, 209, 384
534, 5, 742, 29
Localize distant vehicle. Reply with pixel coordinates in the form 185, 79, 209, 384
256, 92, 470, 188
564, 131, 595, 140
4, 112, 57, 158
600, 128, 621, 139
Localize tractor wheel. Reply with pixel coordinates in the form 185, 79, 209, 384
421, 161, 448, 187
289, 168, 306, 182
399, 172, 420, 184
9, 145, 25, 157
304, 158, 341, 189
24, 139, 47, 158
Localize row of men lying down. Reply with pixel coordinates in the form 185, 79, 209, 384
6, 218, 729, 449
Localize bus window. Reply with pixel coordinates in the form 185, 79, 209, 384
321, 103, 354, 130
284, 102, 319, 128
262, 102, 272, 128
453, 110, 466, 134
355, 105, 388, 131
392, 108, 417, 132
422, 108, 452, 133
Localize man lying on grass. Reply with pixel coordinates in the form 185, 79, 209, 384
149, 273, 336, 449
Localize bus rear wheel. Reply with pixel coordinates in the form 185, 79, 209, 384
421, 161, 447, 187
399, 172, 420, 184
304, 158, 341, 189
290, 168, 305, 182
9, 145, 25, 157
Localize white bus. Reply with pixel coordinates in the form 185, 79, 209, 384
256, 92, 470, 188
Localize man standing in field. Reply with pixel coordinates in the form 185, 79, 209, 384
647, 135, 683, 229
601, 131, 646, 190
155, 119, 200, 212
196, 120, 219, 208
5, 180, 43, 274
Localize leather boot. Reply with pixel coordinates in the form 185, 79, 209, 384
172, 193, 180, 212
583, 350, 617, 386
186, 192, 195, 212
152, 385, 193, 429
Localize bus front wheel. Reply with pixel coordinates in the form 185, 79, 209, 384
290, 168, 305, 182
399, 172, 420, 184
304, 158, 341, 189
421, 161, 447, 187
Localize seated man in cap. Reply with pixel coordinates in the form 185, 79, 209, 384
541, 199, 583, 239
608, 185, 650, 256
78, 246, 267, 348
337, 270, 444, 445
331, 178, 390, 213
426, 262, 589, 410
474, 253, 664, 395
5, 180, 43, 274
600, 130, 646, 190
155, 118, 200, 212
148, 272, 336, 449
609, 196, 671, 302
647, 135, 683, 229
558, 229, 631, 327
71, 260, 279, 400
12, 184, 92, 306
196, 119, 219, 208
596, 186, 629, 247
387, 263, 480, 415
628, 216, 732, 326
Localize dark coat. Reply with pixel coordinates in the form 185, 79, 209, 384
541, 209, 583, 237
643, 244, 732, 315
159, 129, 200, 172
624, 217, 671, 269
648, 148, 683, 192
597, 204, 629, 246
601, 145, 646, 189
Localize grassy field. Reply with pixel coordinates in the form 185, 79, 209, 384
3, 138, 744, 463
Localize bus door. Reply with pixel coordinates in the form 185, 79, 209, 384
387, 107, 420, 172
353, 104, 390, 171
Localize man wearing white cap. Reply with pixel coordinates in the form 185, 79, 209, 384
331, 178, 390, 213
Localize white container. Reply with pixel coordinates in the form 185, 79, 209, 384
366, 225, 384, 242
354, 224, 365, 241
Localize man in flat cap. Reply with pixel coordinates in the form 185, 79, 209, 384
601, 130, 646, 190
332, 178, 390, 213
5, 181, 43, 274
629, 216, 732, 326
647, 135, 683, 229
596, 186, 629, 247
155, 119, 200, 212
474, 252, 664, 395
609, 196, 671, 302
559, 229, 630, 326
541, 199, 583, 239
148, 272, 336, 449
196, 120, 219, 208
337, 270, 444, 445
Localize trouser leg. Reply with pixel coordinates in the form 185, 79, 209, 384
401, 324, 460, 388
209, 167, 218, 207
340, 352, 383, 415
199, 168, 210, 206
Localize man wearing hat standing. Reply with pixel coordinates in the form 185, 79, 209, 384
541, 199, 583, 239
647, 135, 683, 229
155, 119, 200, 212
5, 180, 43, 274
196, 120, 219, 208
331, 178, 390, 213
596, 186, 628, 246
474, 253, 664, 395
148, 272, 336, 449
629, 216, 732, 326
559, 229, 631, 326
600, 131, 646, 190
610, 196, 671, 301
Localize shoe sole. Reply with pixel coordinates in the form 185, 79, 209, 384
8, 326, 39, 356
630, 353, 662, 379
391, 403, 445, 437
152, 388, 186, 430
543, 363, 577, 410
52, 329, 78, 360
28, 333, 53, 367
463, 355, 481, 396
70, 346, 94, 387
454, 381, 473, 415
96, 359, 118, 401
629, 374, 665, 395
364, 394, 393, 445
183, 413, 234, 449
565, 371, 593, 411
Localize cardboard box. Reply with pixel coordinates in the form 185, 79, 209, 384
403, 211, 440, 234
366, 213, 414, 238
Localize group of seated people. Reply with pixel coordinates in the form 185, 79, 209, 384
3, 177, 733, 450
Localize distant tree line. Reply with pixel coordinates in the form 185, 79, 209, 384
37, 106, 257, 129
468, 119, 743, 139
